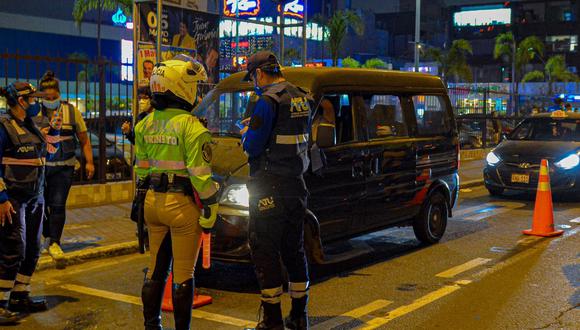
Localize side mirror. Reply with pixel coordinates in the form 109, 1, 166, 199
316, 125, 335, 148
501, 133, 508, 142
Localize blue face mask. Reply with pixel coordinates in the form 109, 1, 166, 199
43, 98, 60, 110
25, 100, 41, 118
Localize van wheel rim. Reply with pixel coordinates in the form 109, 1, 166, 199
429, 205, 443, 237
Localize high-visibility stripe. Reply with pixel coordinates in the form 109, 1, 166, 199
188, 166, 212, 177
289, 281, 310, 298
12, 283, 30, 292
15, 273, 31, 284
261, 286, 283, 304
0, 278, 14, 289
538, 182, 551, 192
10, 120, 27, 135
276, 133, 309, 145
0, 178, 5, 192
198, 183, 218, 200
150, 159, 187, 170
540, 165, 549, 176
318, 123, 336, 128
2, 157, 45, 166
136, 159, 150, 168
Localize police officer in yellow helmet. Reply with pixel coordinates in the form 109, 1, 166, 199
134, 54, 218, 330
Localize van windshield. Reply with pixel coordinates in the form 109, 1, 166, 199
196, 89, 254, 137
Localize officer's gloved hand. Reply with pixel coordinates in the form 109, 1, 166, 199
199, 203, 219, 233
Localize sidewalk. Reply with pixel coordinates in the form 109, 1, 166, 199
37, 159, 486, 271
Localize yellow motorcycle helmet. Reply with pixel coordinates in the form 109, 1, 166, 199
150, 54, 207, 109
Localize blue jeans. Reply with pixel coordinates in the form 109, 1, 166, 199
42, 166, 74, 245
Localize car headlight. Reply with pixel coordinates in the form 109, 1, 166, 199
219, 184, 249, 208
486, 151, 501, 166
555, 153, 580, 170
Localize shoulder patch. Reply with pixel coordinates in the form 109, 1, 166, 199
202, 142, 212, 163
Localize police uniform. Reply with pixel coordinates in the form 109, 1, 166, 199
34, 102, 87, 249
0, 82, 48, 322
242, 51, 311, 330
135, 56, 218, 330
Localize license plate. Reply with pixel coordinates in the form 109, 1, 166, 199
511, 173, 530, 184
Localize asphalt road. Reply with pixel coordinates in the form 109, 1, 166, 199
10, 186, 580, 330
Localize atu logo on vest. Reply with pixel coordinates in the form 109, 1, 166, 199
17, 146, 36, 153
290, 97, 309, 119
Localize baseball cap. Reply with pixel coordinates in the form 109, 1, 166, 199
242, 51, 281, 82
8, 82, 46, 99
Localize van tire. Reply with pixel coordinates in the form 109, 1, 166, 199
413, 192, 448, 244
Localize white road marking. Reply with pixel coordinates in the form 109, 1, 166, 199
60, 284, 255, 328
435, 258, 492, 278
453, 202, 526, 221
569, 217, 580, 224
312, 299, 393, 330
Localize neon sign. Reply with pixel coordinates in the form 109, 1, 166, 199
278, 0, 304, 19
224, 0, 261, 17
112, 8, 127, 26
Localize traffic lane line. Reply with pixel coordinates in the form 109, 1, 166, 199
435, 257, 492, 278
60, 284, 254, 328
357, 281, 471, 330
311, 299, 393, 330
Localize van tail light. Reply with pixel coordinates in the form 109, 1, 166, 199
456, 143, 461, 169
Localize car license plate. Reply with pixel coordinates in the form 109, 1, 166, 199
511, 173, 530, 184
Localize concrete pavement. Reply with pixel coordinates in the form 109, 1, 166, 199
38, 159, 486, 271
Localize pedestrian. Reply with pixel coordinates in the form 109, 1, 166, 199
35, 70, 94, 259
0, 82, 49, 324
241, 51, 311, 330
122, 86, 154, 145
135, 55, 218, 330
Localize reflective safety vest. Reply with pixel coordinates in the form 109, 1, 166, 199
34, 102, 79, 163
252, 81, 311, 178
0, 115, 46, 199
134, 108, 217, 200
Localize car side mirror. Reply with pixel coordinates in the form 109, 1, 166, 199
316, 125, 335, 148
501, 133, 508, 142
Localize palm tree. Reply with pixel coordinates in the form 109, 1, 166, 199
324, 10, 364, 66
522, 55, 580, 94
424, 39, 473, 83
73, 0, 132, 62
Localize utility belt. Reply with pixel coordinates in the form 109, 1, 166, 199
149, 172, 193, 195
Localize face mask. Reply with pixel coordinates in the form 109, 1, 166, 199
43, 98, 60, 110
139, 99, 151, 112
25, 100, 41, 118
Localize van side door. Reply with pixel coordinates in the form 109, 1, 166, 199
355, 94, 418, 229
411, 95, 458, 207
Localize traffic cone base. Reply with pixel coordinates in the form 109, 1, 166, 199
161, 273, 213, 312
523, 159, 563, 238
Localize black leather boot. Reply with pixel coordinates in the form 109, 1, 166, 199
172, 278, 194, 330
284, 296, 309, 330
0, 306, 20, 325
256, 302, 284, 330
141, 279, 165, 330
8, 291, 48, 313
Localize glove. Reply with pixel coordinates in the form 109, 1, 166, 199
199, 203, 219, 233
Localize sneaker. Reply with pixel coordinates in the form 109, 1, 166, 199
48, 242, 64, 259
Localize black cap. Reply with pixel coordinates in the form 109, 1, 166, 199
242, 51, 281, 82
6, 82, 46, 101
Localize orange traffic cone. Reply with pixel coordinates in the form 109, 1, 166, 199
523, 159, 563, 237
161, 273, 213, 312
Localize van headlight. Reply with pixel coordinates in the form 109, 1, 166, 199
486, 151, 501, 166
219, 184, 250, 208
555, 153, 580, 170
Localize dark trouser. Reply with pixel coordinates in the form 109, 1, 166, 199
43, 165, 74, 244
248, 176, 310, 304
0, 195, 44, 292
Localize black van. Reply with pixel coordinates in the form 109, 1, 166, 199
197, 68, 459, 264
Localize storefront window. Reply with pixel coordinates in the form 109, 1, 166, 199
546, 35, 578, 52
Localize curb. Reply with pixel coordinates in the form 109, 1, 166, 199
37, 241, 140, 271
461, 179, 484, 189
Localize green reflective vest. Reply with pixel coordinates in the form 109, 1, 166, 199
134, 108, 216, 199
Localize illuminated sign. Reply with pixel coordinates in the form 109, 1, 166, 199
305, 62, 324, 68
232, 56, 248, 68
453, 7, 511, 27
231, 41, 250, 48
112, 8, 127, 26
223, 0, 261, 17
278, 0, 304, 19
219, 18, 324, 41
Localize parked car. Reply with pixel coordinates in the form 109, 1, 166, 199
197, 67, 460, 264
73, 131, 131, 182
484, 111, 580, 196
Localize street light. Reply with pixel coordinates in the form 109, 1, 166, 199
414, 0, 421, 71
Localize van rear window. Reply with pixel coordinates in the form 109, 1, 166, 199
413, 95, 452, 136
